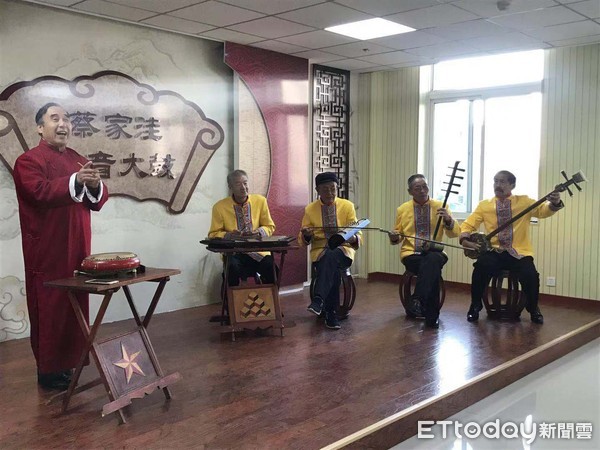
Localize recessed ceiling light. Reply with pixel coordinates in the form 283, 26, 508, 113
325, 18, 415, 40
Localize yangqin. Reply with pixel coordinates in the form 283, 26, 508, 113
200, 236, 296, 250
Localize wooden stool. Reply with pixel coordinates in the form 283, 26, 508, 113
310, 266, 357, 319
399, 270, 445, 317
483, 270, 527, 320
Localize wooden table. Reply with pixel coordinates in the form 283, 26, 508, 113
45, 267, 182, 423
203, 241, 298, 340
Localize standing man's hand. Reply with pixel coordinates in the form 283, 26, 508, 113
77, 162, 101, 189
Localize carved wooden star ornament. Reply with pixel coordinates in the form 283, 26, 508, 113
113, 343, 145, 383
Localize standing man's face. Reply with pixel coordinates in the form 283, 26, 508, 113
316, 181, 337, 205
408, 177, 429, 204
229, 175, 249, 201
37, 106, 71, 150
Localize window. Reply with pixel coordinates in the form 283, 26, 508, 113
426, 50, 544, 215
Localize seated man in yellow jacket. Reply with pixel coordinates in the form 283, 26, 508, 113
389, 174, 460, 328
299, 172, 361, 330
208, 169, 276, 286
460, 170, 563, 324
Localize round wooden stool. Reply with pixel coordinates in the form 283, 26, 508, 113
310, 266, 356, 319
483, 270, 527, 320
399, 270, 445, 317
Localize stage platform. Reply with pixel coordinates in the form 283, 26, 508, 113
0, 279, 598, 449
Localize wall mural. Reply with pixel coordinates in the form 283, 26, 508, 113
0, 71, 225, 214
0, 276, 28, 340
312, 65, 350, 200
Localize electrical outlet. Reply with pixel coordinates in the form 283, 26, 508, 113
546, 276, 556, 287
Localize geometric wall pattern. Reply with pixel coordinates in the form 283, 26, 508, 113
312, 65, 350, 199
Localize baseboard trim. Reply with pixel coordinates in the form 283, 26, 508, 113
366, 272, 600, 306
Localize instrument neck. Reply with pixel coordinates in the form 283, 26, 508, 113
432, 161, 462, 240
486, 194, 547, 240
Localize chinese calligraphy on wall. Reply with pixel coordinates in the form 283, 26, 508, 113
0, 71, 225, 213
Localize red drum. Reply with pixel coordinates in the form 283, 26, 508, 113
81, 252, 140, 275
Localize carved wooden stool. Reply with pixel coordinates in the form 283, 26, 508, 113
483, 269, 527, 320
310, 266, 356, 319
399, 270, 446, 317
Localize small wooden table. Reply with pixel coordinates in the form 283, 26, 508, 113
203, 240, 298, 340
45, 267, 182, 423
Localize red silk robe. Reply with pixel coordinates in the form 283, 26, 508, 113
13, 139, 108, 373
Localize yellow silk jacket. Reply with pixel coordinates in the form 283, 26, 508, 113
298, 197, 361, 263
393, 198, 460, 261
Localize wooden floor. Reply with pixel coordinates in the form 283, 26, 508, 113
1, 280, 598, 450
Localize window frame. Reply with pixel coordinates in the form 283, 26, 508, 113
424, 81, 543, 219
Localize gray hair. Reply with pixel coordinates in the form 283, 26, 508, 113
407, 174, 427, 189
496, 170, 516, 185
227, 169, 248, 187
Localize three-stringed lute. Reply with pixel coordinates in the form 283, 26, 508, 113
463, 170, 587, 259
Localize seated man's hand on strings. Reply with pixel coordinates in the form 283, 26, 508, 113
300, 227, 315, 243
387, 230, 402, 245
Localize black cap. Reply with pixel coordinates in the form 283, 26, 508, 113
315, 171, 338, 187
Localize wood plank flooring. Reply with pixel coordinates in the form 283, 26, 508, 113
0, 280, 598, 449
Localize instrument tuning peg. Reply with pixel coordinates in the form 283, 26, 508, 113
454, 175, 464, 180
456, 168, 466, 172
569, 171, 583, 191
560, 170, 574, 197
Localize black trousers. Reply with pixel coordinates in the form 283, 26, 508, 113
403, 252, 448, 320
470, 251, 539, 313
227, 254, 276, 286
313, 248, 352, 314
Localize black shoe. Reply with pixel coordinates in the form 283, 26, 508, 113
307, 298, 323, 316
37, 372, 71, 391
425, 318, 439, 329
467, 306, 480, 322
530, 308, 544, 324
405, 309, 417, 318
325, 311, 341, 330
407, 296, 423, 317
59, 369, 73, 384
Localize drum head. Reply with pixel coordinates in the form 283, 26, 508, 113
81, 252, 140, 275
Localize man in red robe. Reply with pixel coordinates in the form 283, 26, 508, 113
13, 103, 108, 390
